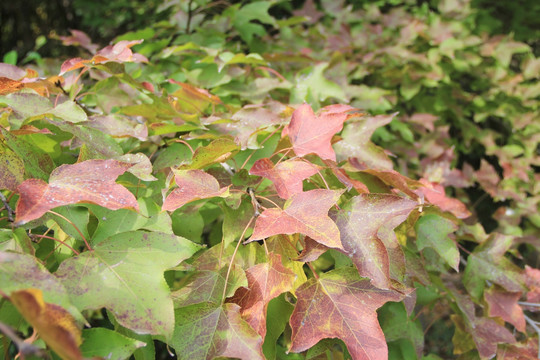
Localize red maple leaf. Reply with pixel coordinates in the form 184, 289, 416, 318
283, 103, 356, 161
249, 158, 319, 199
289, 267, 403, 360
15, 159, 138, 225
162, 169, 229, 211
484, 287, 526, 332
229, 253, 296, 337
248, 189, 343, 249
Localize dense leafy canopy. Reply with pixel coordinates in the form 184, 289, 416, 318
0, 0, 538, 359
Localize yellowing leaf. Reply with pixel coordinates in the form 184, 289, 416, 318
11, 289, 82, 360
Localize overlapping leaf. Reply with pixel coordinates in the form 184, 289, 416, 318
169, 303, 264, 360
415, 213, 459, 271
463, 234, 526, 299
229, 253, 295, 337
15, 159, 139, 225
335, 194, 417, 289
249, 158, 319, 199
55, 231, 200, 338
162, 169, 230, 211
11, 289, 83, 360
249, 189, 343, 249
334, 113, 397, 169
289, 267, 403, 360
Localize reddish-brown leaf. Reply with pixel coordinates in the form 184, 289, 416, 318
335, 194, 417, 289
162, 169, 229, 211
57, 29, 98, 53
289, 267, 403, 360
11, 289, 83, 360
60, 40, 147, 75
296, 236, 329, 262
524, 265, 540, 303
497, 338, 539, 360
248, 189, 343, 249
452, 313, 516, 359
484, 287, 526, 332
229, 253, 295, 337
283, 103, 355, 161
249, 158, 319, 199
416, 178, 471, 219
15, 159, 138, 225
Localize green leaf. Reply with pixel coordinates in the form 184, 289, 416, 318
415, 213, 459, 271
463, 234, 526, 299
0, 252, 81, 319
55, 231, 201, 338
181, 137, 239, 170
80, 328, 146, 359
262, 294, 294, 360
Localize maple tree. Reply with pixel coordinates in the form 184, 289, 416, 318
0, 0, 539, 359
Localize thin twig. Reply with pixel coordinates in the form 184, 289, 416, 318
0, 322, 50, 360
524, 315, 540, 359
519, 301, 540, 308
0, 192, 14, 222
30, 234, 80, 255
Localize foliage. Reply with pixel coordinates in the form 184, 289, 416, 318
0, 0, 538, 359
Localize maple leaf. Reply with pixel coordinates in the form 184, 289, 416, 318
289, 267, 403, 360
416, 178, 471, 219
11, 289, 83, 360
169, 302, 264, 360
463, 233, 526, 299
172, 265, 247, 307
56, 29, 99, 53
249, 189, 344, 250
55, 231, 200, 339
0, 142, 24, 191
334, 113, 397, 169
60, 40, 148, 75
212, 102, 289, 149
452, 314, 516, 359
15, 159, 139, 225
484, 286, 526, 332
229, 253, 296, 337
415, 213, 459, 271
335, 194, 417, 289
283, 103, 355, 161
162, 169, 230, 211
249, 158, 319, 199
0, 252, 81, 319
180, 137, 239, 170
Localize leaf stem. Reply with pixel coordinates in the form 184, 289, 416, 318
240, 125, 283, 170
48, 210, 92, 252
30, 234, 80, 255
176, 139, 195, 155
255, 195, 280, 209
524, 314, 540, 358
222, 216, 255, 303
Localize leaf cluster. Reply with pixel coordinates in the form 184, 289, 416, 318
0, 0, 538, 359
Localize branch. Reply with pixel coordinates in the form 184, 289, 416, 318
0, 322, 50, 360
524, 315, 540, 359
0, 192, 14, 222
